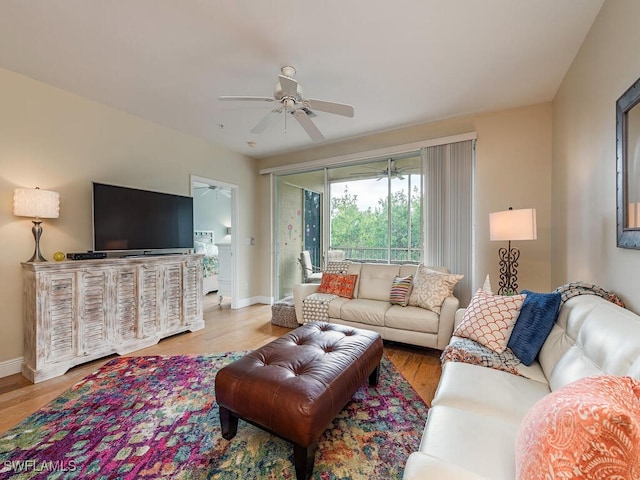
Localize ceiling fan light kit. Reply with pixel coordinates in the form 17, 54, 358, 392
219, 66, 354, 143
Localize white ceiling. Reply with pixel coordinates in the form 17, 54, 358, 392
0, 0, 604, 159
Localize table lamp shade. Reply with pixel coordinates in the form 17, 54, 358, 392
13, 188, 60, 219
490, 208, 537, 242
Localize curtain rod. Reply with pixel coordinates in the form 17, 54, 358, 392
259, 132, 477, 175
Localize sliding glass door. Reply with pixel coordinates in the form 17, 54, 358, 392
274, 170, 324, 300
272, 138, 474, 304
328, 155, 422, 263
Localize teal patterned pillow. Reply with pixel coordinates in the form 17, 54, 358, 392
390, 275, 413, 307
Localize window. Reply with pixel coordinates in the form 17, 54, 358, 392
328, 155, 422, 263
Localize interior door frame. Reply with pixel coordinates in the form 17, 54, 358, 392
190, 174, 239, 310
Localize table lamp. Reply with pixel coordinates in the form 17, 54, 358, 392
489, 207, 537, 295
13, 187, 60, 262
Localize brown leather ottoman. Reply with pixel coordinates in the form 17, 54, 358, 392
215, 322, 383, 480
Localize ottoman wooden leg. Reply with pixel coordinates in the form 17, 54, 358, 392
293, 442, 316, 480
219, 406, 238, 440
368, 363, 380, 386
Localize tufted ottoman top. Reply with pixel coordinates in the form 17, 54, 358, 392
215, 322, 383, 447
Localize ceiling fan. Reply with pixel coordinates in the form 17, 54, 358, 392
194, 184, 231, 198
219, 66, 354, 142
349, 160, 411, 181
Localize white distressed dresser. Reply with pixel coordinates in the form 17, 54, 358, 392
21, 254, 204, 382
215, 243, 232, 303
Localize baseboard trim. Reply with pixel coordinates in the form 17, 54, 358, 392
0, 357, 23, 379
234, 296, 272, 309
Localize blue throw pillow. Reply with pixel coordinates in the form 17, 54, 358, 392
507, 290, 561, 366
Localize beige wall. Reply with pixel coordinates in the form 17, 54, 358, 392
0, 68, 261, 366
552, 0, 640, 312
258, 102, 553, 299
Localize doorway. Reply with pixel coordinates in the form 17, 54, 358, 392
191, 174, 238, 309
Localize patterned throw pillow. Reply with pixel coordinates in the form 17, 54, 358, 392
389, 275, 413, 307
516, 375, 640, 480
482, 274, 493, 294
453, 289, 526, 353
408, 265, 463, 313
324, 261, 351, 274
317, 273, 358, 299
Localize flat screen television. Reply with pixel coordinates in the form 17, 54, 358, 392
92, 182, 194, 253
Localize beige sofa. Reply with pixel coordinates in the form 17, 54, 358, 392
293, 263, 460, 350
403, 294, 640, 479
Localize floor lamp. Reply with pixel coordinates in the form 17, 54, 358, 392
13, 187, 60, 262
489, 207, 537, 295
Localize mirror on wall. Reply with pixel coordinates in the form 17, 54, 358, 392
616, 77, 640, 248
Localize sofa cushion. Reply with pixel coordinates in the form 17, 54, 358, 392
418, 405, 519, 480
389, 275, 413, 306
408, 265, 463, 313
345, 263, 363, 298
539, 295, 640, 391
317, 273, 358, 298
384, 305, 439, 334
399, 264, 420, 277
340, 299, 390, 327
357, 264, 401, 301
453, 289, 525, 353
432, 361, 550, 424
326, 296, 350, 318
515, 375, 640, 480
507, 290, 561, 366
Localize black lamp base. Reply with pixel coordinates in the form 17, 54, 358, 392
497, 240, 519, 295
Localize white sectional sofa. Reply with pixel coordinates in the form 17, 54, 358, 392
293, 263, 460, 350
403, 294, 640, 480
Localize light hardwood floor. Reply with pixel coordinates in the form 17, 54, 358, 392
0, 295, 442, 434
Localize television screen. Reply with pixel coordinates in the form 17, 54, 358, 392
92, 182, 194, 252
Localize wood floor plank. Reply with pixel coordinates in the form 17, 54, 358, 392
0, 295, 442, 434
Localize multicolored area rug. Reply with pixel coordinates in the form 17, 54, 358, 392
0, 352, 428, 479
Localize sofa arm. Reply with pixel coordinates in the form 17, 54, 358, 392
293, 283, 320, 323
454, 307, 466, 329
437, 295, 460, 350
403, 453, 491, 480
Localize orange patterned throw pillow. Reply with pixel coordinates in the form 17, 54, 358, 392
317, 273, 358, 299
453, 289, 525, 353
516, 375, 640, 480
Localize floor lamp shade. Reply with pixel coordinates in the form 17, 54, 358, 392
13, 187, 60, 262
489, 208, 537, 295
489, 208, 537, 242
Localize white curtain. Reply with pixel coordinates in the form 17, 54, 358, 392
422, 140, 474, 306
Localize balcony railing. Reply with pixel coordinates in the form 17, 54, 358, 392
331, 246, 422, 264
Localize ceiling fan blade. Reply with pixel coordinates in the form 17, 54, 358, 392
250, 108, 282, 134
294, 110, 325, 142
307, 99, 354, 118
219, 96, 275, 102
278, 75, 299, 97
